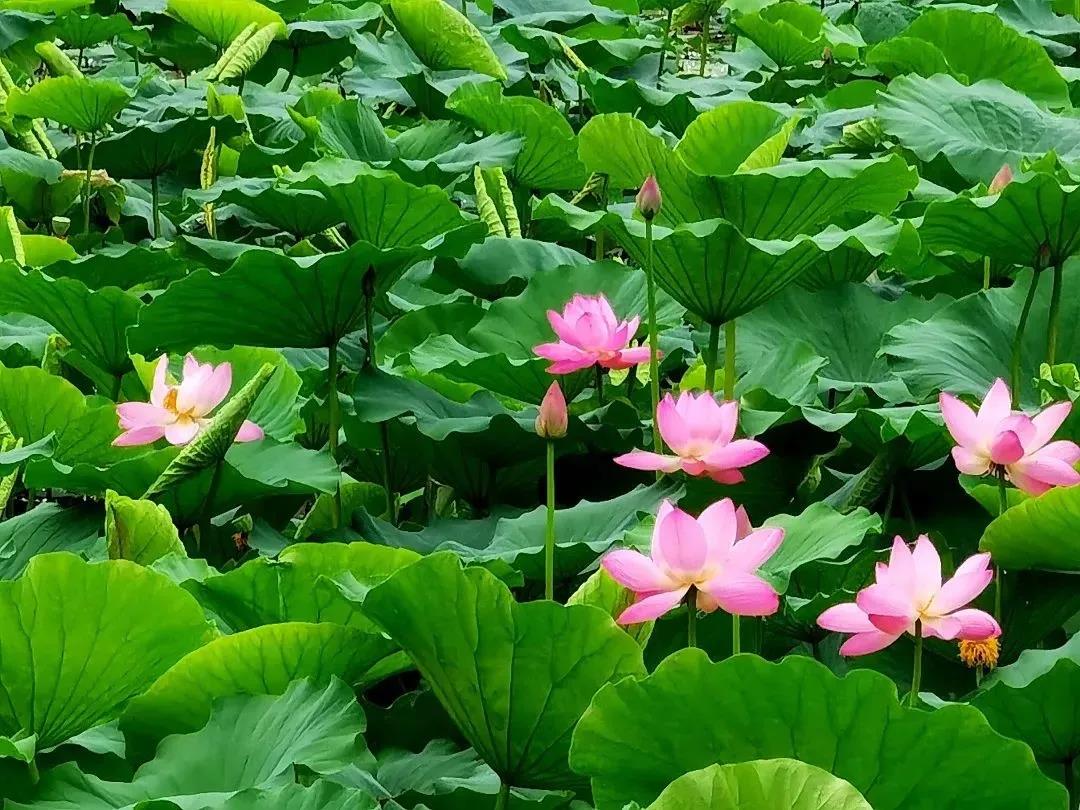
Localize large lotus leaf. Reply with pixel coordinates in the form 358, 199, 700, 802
435, 236, 589, 299
878, 75, 1080, 185
0, 264, 140, 379
734, 3, 864, 68
182, 541, 419, 633
0, 553, 213, 751
900, 8, 1068, 106
300, 97, 395, 163
760, 502, 880, 590
0, 147, 83, 222
6, 75, 132, 133
357, 480, 680, 582
47, 11, 138, 48
979, 484, 1080, 571
360, 552, 646, 788
166, 0, 286, 46
41, 244, 194, 290
677, 101, 794, 178
796, 218, 920, 290
446, 82, 586, 191
0, 364, 128, 466
21, 235, 79, 268
0, 502, 100, 580
882, 268, 1080, 406
571, 651, 1066, 810
390, 0, 506, 80
90, 116, 242, 180
129, 243, 422, 354
119, 621, 396, 759
866, 36, 951, 79
13, 679, 366, 809
641, 760, 872, 810
104, 490, 184, 565
202, 782, 377, 810
919, 171, 1080, 266
968, 633, 1080, 787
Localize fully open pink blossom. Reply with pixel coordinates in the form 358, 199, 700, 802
614, 392, 768, 483
114, 354, 264, 447
534, 293, 652, 374
602, 498, 783, 624
939, 378, 1080, 495
818, 535, 1000, 656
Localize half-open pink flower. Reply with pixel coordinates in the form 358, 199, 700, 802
818, 535, 999, 656
114, 354, 264, 447
988, 164, 1013, 195
939, 378, 1080, 495
614, 391, 768, 483
602, 498, 783, 624
533, 293, 652, 374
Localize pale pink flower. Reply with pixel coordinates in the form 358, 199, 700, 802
602, 498, 783, 624
636, 174, 662, 221
114, 354, 264, 447
534, 293, 652, 374
535, 381, 568, 439
818, 535, 1000, 656
614, 391, 768, 483
988, 164, 1013, 194
939, 378, 1080, 495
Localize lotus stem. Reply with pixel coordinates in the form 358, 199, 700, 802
327, 341, 342, 529
494, 782, 510, 810
83, 131, 97, 234
1047, 262, 1064, 367
657, 7, 673, 82
282, 46, 299, 91
908, 620, 923, 708
364, 272, 396, 525
686, 586, 698, 648
982, 256, 991, 290
151, 174, 161, 240
699, 7, 710, 77
460, 0, 467, 13
731, 613, 740, 655
645, 219, 661, 454
595, 227, 605, 260
723, 320, 736, 401
704, 321, 720, 392
1009, 270, 1040, 407
544, 441, 556, 600
1065, 757, 1076, 810
27, 759, 38, 785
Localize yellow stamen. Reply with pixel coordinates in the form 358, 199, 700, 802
162, 388, 178, 413
959, 637, 1000, 670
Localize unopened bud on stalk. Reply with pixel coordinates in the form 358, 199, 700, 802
635, 174, 662, 221
52, 216, 70, 238
822, 46, 833, 65
988, 164, 1013, 195
536, 382, 568, 439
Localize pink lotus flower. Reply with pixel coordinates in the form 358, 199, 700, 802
614, 391, 768, 483
636, 174, 662, 221
534, 293, 652, 374
939, 378, 1080, 495
988, 164, 1013, 194
818, 535, 1000, 656
535, 381, 568, 439
114, 355, 264, 447
602, 498, 783, 624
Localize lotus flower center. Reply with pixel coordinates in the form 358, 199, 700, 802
162, 388, 195, 420
681, 439, 713, 459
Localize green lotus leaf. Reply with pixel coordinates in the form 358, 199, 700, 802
882, 268, 1079, 406
866, 36, 951, 79
0, 264, 140, 381
641, 760, 872, 810
0, 433, 54, 476
571, 651, 1066, 810
197, 782, 378, 810
967, 632, 1080, 789
166, 0, 286, 46
900, 8, 1068, 106
734, 2, 863, 68
0, 553, 214, 751
20, 234, 77, 268
436, 236, 589, 299
191, 176, 342, 238
182, 541, 419, 633
360, 552, 646, 788
6, 75, 132, 133
41, 244, 193, 290
568, 568, 653, 647
12, 678, 366, 809
303, 97, 395, 162
47, 11, 138, 49
919, 171, 1080, 266
0, 147, 82, 222
104, 490, 185, 565
128, 242, 424, 355
390, 0, 507, 80
878, 75, 1080, 184
980, 484, 1080, 571
0, 502, 100, 580
0, 0, 90, 12
90, 116, 242, 180
446, 81, 587, 191
119, 621, 396, 760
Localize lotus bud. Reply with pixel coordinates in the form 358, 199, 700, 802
535, 382, 568, 439
822, 46, 833, 65
988, 164, 1013, 195
635, 175, 662, 222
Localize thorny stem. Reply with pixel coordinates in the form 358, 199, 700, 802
595, 364, 605, 405
365, 274, 396, 525
699, 6, 710, 77
995, 469, 1008, 621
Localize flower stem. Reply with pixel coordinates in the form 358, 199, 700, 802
731, 613, 740, 655
151, 174, 161, 240
645, 218, 661, 454
544, 440, 556, 601
686, 586, 698, 648
704, 321, 720, 392
1010, 269, 1040, 407
982, 256, 991, 290
1047, 262, 1064, 367
595, 227, 605, 260
327, 340, 341, 529
83, 130, 97, 234
908, 619, 923, 708
724, 320, 736, 401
